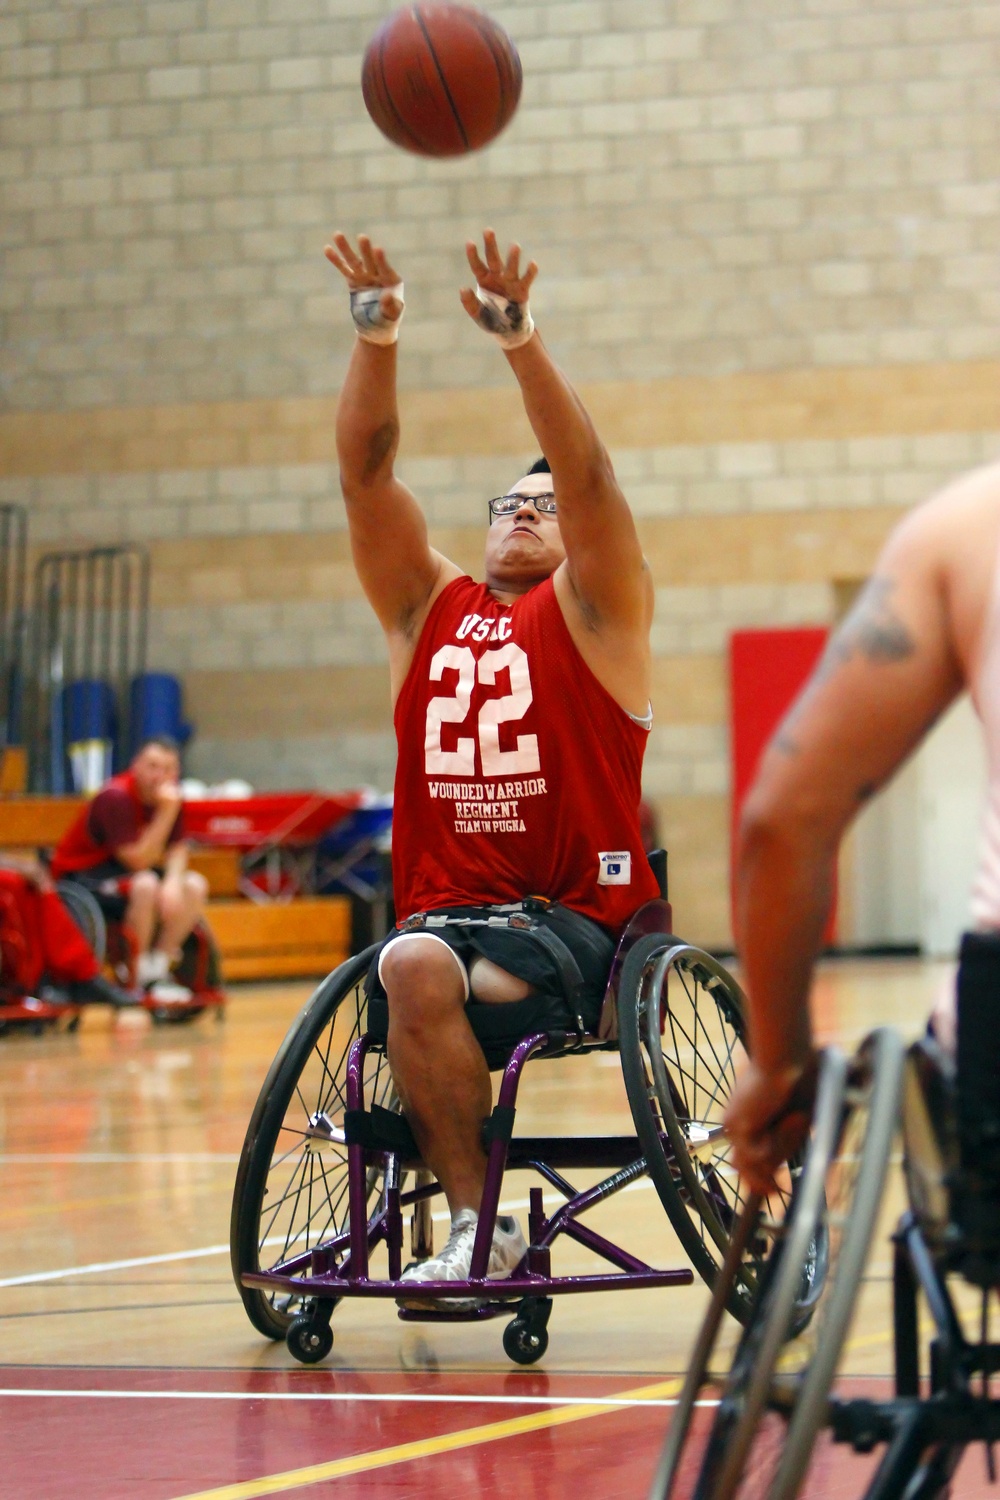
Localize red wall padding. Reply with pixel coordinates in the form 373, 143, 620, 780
729, 627, 834, 938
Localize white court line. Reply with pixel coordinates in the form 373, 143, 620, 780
0, 1387, 712, 1410
0, 1182, 655, 1290
0, 1245, 232, 1289
0, 1154, 239, 1164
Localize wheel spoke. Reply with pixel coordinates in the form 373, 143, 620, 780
234, 958, 408, 1337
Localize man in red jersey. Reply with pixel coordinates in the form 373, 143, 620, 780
52, 737, 208, 1003
327, 228, 659, 1297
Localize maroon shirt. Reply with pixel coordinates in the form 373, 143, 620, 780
51, 771, 185, 877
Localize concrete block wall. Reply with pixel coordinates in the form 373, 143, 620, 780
4, 0, 1000, 944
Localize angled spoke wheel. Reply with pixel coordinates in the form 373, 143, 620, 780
620, 938, 800, 1321
653, 1029, 904, 1500
230, 947, 397, 1340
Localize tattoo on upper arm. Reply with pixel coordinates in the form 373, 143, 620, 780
361, 419, 399, 483
773, 577, 917, 762
773, 730, 800, 756
817, 576, 916, 682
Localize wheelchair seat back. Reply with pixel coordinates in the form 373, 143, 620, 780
904, 929, 1000, 1285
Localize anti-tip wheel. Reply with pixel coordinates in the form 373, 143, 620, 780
286, 1315, 334, 1365
503, 1316, 548, 1365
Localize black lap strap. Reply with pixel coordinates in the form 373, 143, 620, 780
401, 901, 591, 1038
508, 911, 587, 1038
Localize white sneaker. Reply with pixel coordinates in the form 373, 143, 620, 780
398, 1208, 527, 1310
146, 978, 194, 1004
137, 950, 171, 987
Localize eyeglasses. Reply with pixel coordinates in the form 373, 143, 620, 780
487, 492, 557, 519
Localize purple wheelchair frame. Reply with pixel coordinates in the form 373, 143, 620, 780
240, 899, 694, 1342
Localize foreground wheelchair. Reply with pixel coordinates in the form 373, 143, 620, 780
651, 1028, 905, 1500
57, 879, 226, 1024
231, 889, 820, 1367
656, 933, 1000, 1500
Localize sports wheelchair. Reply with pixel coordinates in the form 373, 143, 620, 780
57, 879, 226, 1025
230, 885, 825, 1368
655, 931, 1000, 1500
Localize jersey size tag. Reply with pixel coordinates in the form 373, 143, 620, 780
598, 851, 631, 885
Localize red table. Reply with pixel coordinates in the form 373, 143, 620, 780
184, 792, 362, 848
184, 791, 364, 900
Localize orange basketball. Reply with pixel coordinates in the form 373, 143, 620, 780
361, 3, 522, 158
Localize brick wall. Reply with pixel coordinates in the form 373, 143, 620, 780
4, 0, 1000, 944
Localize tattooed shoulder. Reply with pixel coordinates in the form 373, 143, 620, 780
818, 576, 916, 680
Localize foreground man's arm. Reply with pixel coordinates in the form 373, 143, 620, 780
726, 504, 964, 1192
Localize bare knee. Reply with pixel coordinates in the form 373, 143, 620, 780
381, 939, 466, 1031
184, 870, 208, 906
129, 870, 160, 905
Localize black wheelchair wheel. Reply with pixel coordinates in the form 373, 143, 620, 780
620, 936, 792, 1321
659, 1028, 904, 1500
230, 946, 397, 1341
650, 1049, 848, 1500
56, 881, 107, 964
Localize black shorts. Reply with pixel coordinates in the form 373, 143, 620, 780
365, 902, 617, 1070
61, 862, 133, 922
61, 863, 165, 924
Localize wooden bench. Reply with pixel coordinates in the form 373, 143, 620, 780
0, 795, 351, 982
207, 898, 350, 982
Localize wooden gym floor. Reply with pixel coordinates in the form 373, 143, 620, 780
1, 957, 995, 1498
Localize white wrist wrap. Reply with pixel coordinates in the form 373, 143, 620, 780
473, 286, 535, 349
350, 283, 404, 345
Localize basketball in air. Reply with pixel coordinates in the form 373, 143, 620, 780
361, 4, 522, 157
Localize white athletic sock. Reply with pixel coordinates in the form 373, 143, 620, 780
137, 950, 170, 986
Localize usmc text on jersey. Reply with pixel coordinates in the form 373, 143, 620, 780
427, 778, 548, 835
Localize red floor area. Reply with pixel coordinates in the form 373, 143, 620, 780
0, 1367, 667, 1500
2, 1367, 998, 1499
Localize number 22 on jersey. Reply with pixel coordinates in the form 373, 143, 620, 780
425, 643, 540, 777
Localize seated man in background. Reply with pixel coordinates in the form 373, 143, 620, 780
0, 856, 134, 1008
51, 737, 208, 1003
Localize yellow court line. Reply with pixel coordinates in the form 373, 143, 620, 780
170, 1376, 683, 1500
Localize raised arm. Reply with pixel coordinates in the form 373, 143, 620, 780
460, 231, 651, 638
327, 233, 460, 662
725, 506, 965, 1190
113, 782, 183, 871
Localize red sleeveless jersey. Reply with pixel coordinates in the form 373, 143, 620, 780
392, 575, 659, 931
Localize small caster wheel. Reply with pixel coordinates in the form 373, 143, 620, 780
503, 1315, 548, 1365
287, 1315, 333, 1364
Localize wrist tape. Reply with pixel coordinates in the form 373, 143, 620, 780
350, 283, 404, 345
473, 285, 535, 350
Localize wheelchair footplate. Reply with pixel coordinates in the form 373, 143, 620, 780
142, 986, 226, 1025
0, 991, 80, 1036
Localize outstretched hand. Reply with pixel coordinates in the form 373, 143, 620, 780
325, 232, 403, 324
459, 228, 537, 325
